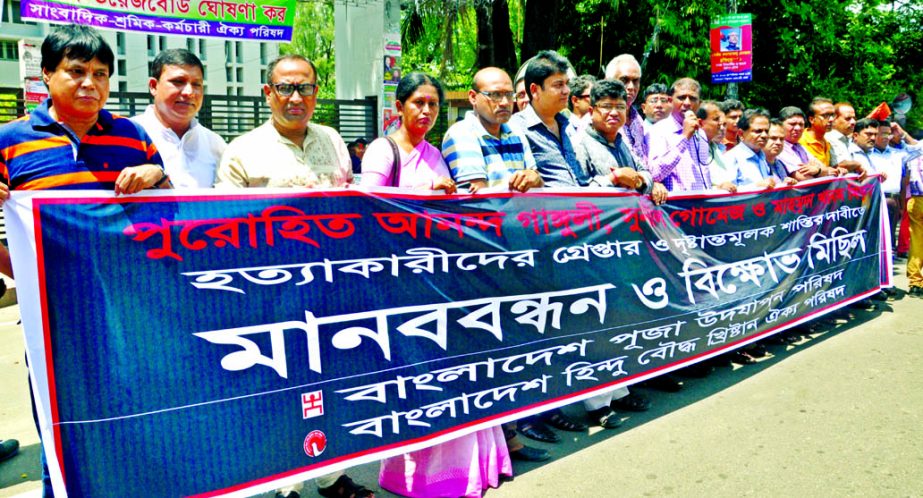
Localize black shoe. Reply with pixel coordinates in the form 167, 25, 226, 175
519, 421, 560, 443
318, 475, 373, 498
610, 392, 651, 412
587, 407, 624, 429
909, 286, 923, 297
640, 374, 683, 392
678, 362, 714, 378
730, 350, 757, 365
0, 439, 20, 463
543, 409, 588, 432
510, 445, 551, 462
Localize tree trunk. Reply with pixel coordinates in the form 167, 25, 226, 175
475, 0, 518, 74
521, 0, 559, 62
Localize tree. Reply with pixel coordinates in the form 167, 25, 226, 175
475, 0, 518, 74
282, 1, 336, 98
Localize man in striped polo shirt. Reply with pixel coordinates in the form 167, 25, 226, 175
442, 67, 543, 193
0, 24, 167, 497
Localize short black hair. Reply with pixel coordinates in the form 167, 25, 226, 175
267, 54, 318, 84
524, 50, 570, 101
808, 97, 833, 116
590, 79, 627, 106
395, 72, 445, 104
854, 118, 879, 133
641, 83, 669, 102
669, 77, 700, 97
41, 24, 114, 75
569, 75, 596, 99
778, 106, 806, 122
696, 100, 722, 120
720, 99, 743, 114
151, 49, 204, 79
877, 118, 891, 128
348, 138, 368, 151
738, 108, 771, 131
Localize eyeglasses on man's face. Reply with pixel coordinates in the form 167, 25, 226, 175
271, 82, 317, 97
595, 103, 628, 113
478, 90, 515, 103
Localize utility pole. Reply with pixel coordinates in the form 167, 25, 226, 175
726, 0, 738, 100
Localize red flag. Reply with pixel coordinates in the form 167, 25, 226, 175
868, 102, 891, 120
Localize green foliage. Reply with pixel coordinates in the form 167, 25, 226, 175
281, 1, 336, 99
400, 1, 478, 90
282, 0, 923, 133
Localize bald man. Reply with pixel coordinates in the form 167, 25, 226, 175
443, 67, 543, 193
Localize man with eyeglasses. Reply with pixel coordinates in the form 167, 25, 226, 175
777, 106, 832, 182
573, 79, 666, 204
214, 54, 365, 498
800, 97, 836, 168
216, 54, 351, 189
695, 100, 736, 192
604, 54, 649, 164
640, 83, 672, 130
720, 108, 795, 189
648, 77, 712, 192
442, 67, 543, 194
567, 74, 596, 122
133, 49, 226, 188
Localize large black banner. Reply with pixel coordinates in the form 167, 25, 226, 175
8, 177, 884, 496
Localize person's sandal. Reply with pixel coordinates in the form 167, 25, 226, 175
519, 421, 560, 443
318, 474, 374, 498
544, 410, 588, 432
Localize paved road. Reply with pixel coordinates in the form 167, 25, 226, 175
2, 263, 921, 497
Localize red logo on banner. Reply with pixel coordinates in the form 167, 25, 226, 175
301, 391, 324, 419
303, 430, 327, 457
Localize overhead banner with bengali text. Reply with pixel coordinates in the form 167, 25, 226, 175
6, 178, 886, 497
710, 13, 753, 84
20, 0, 296, 42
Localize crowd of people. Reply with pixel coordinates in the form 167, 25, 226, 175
1, 23, 921, 498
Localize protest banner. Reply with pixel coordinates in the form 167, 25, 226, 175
19, 0, 296, 42
5, 177, 885, 496
710, 13, 753, 84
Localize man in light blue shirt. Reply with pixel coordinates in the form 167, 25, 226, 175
721, 108, 793, 188
442, 67, 543, 193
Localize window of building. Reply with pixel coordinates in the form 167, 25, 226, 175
117, 33, 126, 56
198, 39, 207, 59
260, 43, 267, 65
236, 67, 243, 83
237, 87, 244, 97
186, 39, 194, 53
225, 66, 233, 82
224, 41, 232, 63
10, 0, 33, 24
117, 60, 126, 77
0, 41, 19, 61
147, 36, 155, 57
118, 81, 127, 93
260, 69, 267, 85
235, 41, 243, 63
159, 36, 167, 52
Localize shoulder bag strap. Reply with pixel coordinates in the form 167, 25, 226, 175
385, 136, 401, 187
